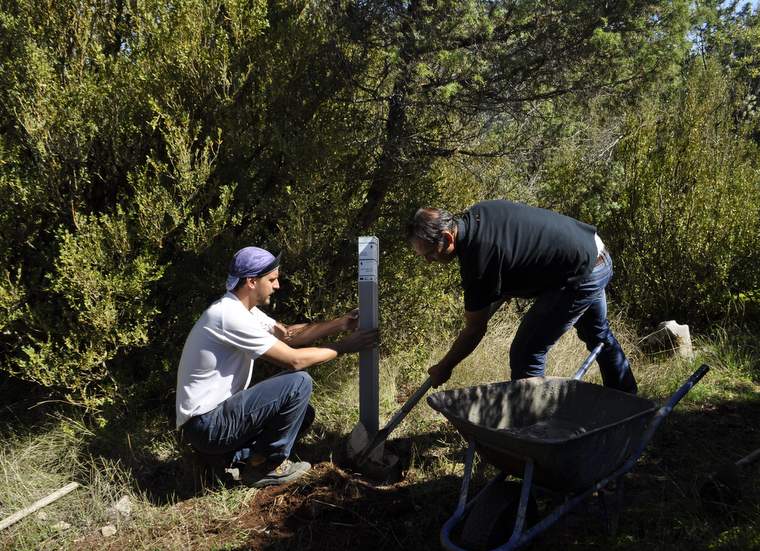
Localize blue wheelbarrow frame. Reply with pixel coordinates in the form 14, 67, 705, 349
428, 343, 710, 551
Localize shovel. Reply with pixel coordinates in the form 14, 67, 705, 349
348, 376, 434, 468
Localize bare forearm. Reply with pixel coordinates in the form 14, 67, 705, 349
285, 318, 345, 347
287, 346, 340, 370
263, 331, 375, 371
264, 340, 340, 371
438, 325, 487, 372
428, 308, 489, 388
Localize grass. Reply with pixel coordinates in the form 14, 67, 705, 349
1, 307, 758, 550
0, 419, 140, 550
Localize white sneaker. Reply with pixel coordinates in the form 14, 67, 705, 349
245, 459, 311, 488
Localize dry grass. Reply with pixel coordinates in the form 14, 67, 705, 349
0, 420, 142, 550
1, 310, 758, 550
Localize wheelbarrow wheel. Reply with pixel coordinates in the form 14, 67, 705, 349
456, 481, 538, 551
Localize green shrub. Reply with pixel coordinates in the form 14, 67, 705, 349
0, 0, 737, 414
539, 59, 760, 327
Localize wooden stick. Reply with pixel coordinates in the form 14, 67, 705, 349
0, 482, 80, 531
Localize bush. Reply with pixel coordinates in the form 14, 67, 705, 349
0, 1, 470, 412
0, 1, 740, 414
539, 58, 760, 327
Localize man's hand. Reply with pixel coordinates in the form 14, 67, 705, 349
272, 322, 291, 341
335, 328, 378, 354
428, 362, 454, 388
426, 307, 489, 388
341, 308, 359, 332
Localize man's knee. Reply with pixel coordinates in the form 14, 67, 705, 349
297, 370, 313, 388
575, 310, 611, 342
577, 322, 610, 350
287, 371, 313, 398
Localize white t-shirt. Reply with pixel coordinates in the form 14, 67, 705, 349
594, 233, 605, 256
175, 292, 278, 429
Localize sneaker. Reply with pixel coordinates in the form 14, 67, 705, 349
245, 459, 311, 488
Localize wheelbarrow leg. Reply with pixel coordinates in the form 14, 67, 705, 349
597, 477, 624, 535
456, 441, 477, 515
442, 441, 518, 551
504, 459, 535, 549
440, 440, 477, 549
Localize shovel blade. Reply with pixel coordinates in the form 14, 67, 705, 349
347, 421, 384, 464
346, 421, 401, 481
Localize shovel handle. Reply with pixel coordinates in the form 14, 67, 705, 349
356, 376, 434, 463
572, 342, 605, 381
381, 376, 434, 436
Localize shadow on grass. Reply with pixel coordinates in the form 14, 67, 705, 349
0, 375, 64, 438
75, 406, 476, 507
224, 389, 760, 551
79, 397, 199, 504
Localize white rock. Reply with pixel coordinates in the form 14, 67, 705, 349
641, 320, 694, 358
101, 524, 117, 537
113, 495, 132, 518
53, 521, 71, 530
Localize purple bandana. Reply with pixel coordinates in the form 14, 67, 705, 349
225, 247, 281, 291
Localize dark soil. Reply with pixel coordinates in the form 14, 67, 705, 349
225, 463, 462, 551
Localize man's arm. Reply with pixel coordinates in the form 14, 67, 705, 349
275, 310, 359, 347
262, 327, 376, 371
428, 307, 490, 387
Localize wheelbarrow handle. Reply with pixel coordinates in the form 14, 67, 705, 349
629, 364, 710, 462
661, 363, 710, 413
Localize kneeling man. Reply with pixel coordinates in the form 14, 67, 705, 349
176, 246, 376, 487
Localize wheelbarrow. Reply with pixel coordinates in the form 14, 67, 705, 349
427, 344, 710, 551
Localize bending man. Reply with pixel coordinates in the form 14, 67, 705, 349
406, 200, 637, 393
176, 246, 377, 487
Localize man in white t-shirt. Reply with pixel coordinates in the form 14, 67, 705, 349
177, 246, 377, 487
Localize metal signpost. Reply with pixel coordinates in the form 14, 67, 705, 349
358, 236, 379, 435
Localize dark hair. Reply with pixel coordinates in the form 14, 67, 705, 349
405, 207, 457, 245
233, 277, 249, 291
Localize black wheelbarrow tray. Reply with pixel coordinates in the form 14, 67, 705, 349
427, 346, 710, 551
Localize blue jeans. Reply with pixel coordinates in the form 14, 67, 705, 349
509, 251, 637, 393
182, 371, 313, 465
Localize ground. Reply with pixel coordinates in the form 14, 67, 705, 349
72, 393, 759, 551
2, 336, 758, 551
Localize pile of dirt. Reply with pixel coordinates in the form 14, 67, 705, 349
224, 462, 460, 550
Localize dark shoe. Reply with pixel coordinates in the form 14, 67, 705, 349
244, 459, 311, 488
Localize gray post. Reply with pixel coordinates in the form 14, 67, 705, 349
358, 236, 379, 434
